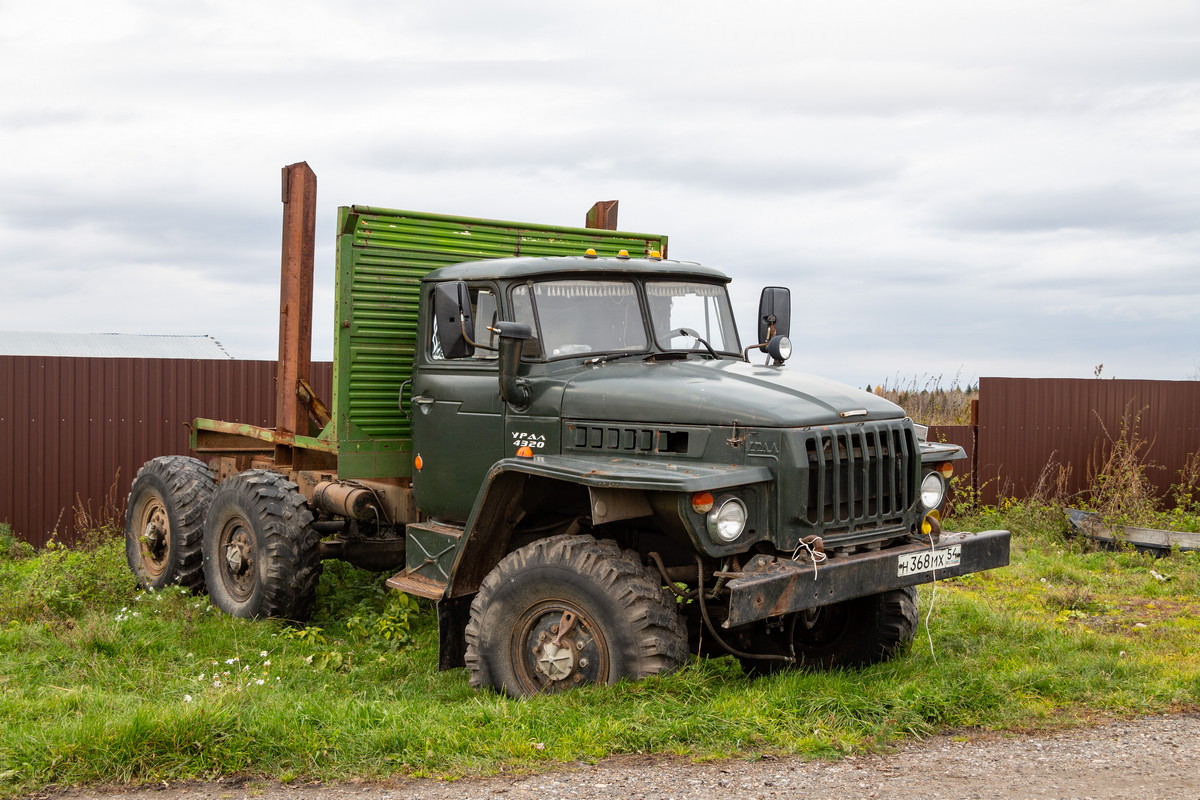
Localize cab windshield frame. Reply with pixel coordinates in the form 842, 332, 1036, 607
508, 277, 741, 362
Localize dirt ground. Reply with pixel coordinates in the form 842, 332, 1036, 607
38, 713, 1200, 800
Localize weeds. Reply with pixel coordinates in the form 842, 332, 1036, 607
871, 374, 976, 426
945, 400, 1199, 536
1087, 405, 1162, 527
71, 469, 125, 538
0, 527, 129, 623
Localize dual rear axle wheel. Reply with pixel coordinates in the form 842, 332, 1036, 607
124, 458, 320, 620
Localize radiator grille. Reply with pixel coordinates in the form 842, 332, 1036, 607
802, 422, 916, 530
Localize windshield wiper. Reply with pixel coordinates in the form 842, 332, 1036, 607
674, 328, 720, 360
583, 351, 650, 366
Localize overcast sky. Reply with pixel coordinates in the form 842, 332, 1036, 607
2, 0, 1198, 387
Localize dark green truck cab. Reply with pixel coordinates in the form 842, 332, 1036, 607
124, 167, 1008, 696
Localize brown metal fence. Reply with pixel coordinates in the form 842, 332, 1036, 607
0, 356, 331, 547
931, 378, 1200, 505
3, 360, 1198, 548
973, 377, 1200, 504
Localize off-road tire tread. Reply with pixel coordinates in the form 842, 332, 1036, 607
124, 455, 216, 592
202, 470, 322, 621
801, 585, 919, 670
464, 534, 688, 694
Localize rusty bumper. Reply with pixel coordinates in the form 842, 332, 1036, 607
723, 529, 1010, 628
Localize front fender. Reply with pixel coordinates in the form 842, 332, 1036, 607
445, 456, 774, 597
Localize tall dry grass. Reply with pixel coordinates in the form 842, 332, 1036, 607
870, 375, 977, 426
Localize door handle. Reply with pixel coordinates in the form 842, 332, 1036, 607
411, 395, 435, 415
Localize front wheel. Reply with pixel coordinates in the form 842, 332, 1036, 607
740, 587, 918, 673
201, 470, 321, 620
464, 535, 688, 696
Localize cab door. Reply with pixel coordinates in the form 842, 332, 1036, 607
410, 284, 504, 522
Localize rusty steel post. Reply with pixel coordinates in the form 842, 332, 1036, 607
585, 200, 618, 230
277, 162, 317, 441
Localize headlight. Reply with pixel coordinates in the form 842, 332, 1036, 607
920, 472, 946, 510
706, 496, 747, 542
766, 335, 792, 362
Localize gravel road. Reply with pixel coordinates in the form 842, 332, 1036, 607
42, 713, 1200, 800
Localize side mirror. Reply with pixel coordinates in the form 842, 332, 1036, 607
757, 286, 791, 346
432, 281, 474, 359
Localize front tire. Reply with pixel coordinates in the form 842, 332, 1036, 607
740, 587, 918, 673
791, 586, 918, 668
201, 470, 321, 620
464, 534, 688, 696
124, 456, 216, 592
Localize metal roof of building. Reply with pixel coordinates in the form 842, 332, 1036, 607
0, 331, 234, 359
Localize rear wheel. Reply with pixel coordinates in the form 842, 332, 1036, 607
739, 587, 918, 673
201, 470, 321, 620
124, 456, 216, 591
464, 534, 688, 696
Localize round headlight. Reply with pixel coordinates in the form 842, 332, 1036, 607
766, 335, 792, 362
706, 496, 747, 542
920, 472, 947, 510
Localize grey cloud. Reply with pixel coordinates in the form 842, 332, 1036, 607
0, 190, 278, 273
352, 131, 897, 197
937, 184, 1200, 236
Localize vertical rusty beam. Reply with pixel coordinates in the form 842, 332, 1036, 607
277, 162, 317, 442
585, 200, 619, 230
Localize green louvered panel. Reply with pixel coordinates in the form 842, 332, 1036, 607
332, 205, 667, 479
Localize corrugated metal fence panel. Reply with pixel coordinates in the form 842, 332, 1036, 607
0, 357, 332, 547
928, 424, 976, 473
975, 377, 1200, 504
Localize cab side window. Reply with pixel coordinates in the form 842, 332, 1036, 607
430, 285, 499, 362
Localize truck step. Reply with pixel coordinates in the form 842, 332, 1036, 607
385, 570, 446, 600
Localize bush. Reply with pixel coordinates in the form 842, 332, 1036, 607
0, 528, 134, 623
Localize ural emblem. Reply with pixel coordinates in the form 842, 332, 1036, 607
511, 431, 546, 449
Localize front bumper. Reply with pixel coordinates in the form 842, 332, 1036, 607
723, 529, 1010, 627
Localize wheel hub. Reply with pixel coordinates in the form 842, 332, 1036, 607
221, 523, 255, 589
516, 605, 606, 690
534, 637, 577, 681
225, 539, 251, 574
142, 519, 165, 556
136, 501, 170, 575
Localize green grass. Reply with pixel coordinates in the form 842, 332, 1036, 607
0, 518, 1197, 797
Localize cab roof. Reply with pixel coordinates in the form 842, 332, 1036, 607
422, 255, 731, 283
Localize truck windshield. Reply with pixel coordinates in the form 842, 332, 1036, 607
512, 280, 649, 359
647, 281, 740, 354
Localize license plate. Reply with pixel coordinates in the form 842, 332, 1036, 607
897, 545, 962, 577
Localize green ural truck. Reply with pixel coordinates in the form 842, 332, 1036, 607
125, 163, 1009, 696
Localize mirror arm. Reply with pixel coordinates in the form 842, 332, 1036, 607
460, 317, 498, 352
742, 322, 777, 362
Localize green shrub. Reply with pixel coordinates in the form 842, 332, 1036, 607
0, 530, 133, 623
